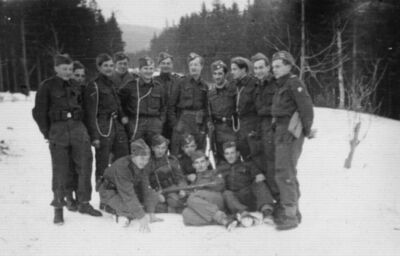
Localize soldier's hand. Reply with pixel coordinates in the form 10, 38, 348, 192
307, 129, 317, 139
179, 190, 186, 198
121, 116, 129, 125
255, 174, 266, 183
158, 193, 166, 203
187, 174, 197, 183
149, 213, 164, 223
138, 215, 151, 233
92, 140, 100, 149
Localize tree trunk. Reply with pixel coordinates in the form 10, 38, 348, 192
4, 58, 10, 91
21, 17, 30, 91
344, 121, 361, 169
10, 46, 18, 93
0, 54, 3, 92
337, 28, 345, 109
352, 20, 357, 90
300, 0, 306, 80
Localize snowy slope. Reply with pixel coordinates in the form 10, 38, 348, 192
1, 94, 400, 256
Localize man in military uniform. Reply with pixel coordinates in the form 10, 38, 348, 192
182, 151, 237, 230
271, 51, 314, 230
252, 53, 280, 202
146, 134, 187, 213
207, 60, 237, 163
84, 53, 130, 189
33, 54, 101, 225
98, 139, 161, 231
219, 141, 274, 224
153, 52, 181, 142
230, 57, 260, 160
177, 133, 200, 184
119, 57, 166, 145
168, 53, 209, 155
111, 52, 137, 91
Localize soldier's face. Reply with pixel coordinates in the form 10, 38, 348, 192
230, 63, 246, 80
54, 64, 73, 81
152, 142, 168, 158
192, 156, 209, 173
188, 58, 203, 77
159, 58, 173, 74
139, 64, 154, 81
98, 60, 114, 77
224, 147, 239, 164
212, 68, 226, 85
253, 60, 270, 80
272, 59, 291, 79
132, 154, 150, 169
115, 59, 129, 74
73, 68, 86, 84
182, 141, 197, 156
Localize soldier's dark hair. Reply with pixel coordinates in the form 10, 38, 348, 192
96, 53, 113, 67
72, 61, 85, 71
53, 54, 73, 67
231, 57, 249, 72
113, 51, 129, 62
281, 59, 292, 66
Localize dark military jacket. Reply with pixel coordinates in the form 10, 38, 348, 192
193, 169, 225, 192
168, 76, 208, 126
83, 74, 125, 141
208, 80, 236, 122
32, 76, 84, 140
218, 160, 261, 192
178, 153, 197, 177
233, 75, 259, 119
271, 73, 314, 136
153, 72, 182, 103
146, 154, 186, 190
103, 155, 153, 219
119, 77, 166, 123
255, 75, 277, 117
111, 71, 138, 91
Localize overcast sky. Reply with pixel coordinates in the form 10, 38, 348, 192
96, 0, 250, 28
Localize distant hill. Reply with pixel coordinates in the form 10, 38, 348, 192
120, 24, 161, 53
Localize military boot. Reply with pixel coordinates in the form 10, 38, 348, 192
78, 202, 102, 217
53, 207, 64, 225
276, 215, 299, 230
66, 197, 78, 212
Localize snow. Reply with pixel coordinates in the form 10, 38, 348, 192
1, 94, 400, 256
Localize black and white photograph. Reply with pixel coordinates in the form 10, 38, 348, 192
0, 0, 399, 255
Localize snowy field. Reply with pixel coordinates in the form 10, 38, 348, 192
1, 92, 400, 256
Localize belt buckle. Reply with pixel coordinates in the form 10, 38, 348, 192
66, 112, 72, 118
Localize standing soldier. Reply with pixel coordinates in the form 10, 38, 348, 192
230, 57, 260, 160
153, 52, 181, 142
168, 52, 209, 155
207, 60, 237, 163
111, 52, 137, 91
251, 53, 280, 202
271, 51, 314, 230
119, 57, 166, 144
32, 54, 101, 225
84, 53, 130, 190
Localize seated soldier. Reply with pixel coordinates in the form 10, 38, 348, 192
98, 139, 162, 231
177, 134, 198, 184
182, 150, 237, 231
147, 134, 187, 213
219, 141, 275, 225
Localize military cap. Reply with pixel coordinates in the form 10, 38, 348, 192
130, 138, 150, 156
113, 51, 129, 62
138, 56, 154, 69
231, 56, 250, 71
187, 52, 202, 64
272, 51, 295, 65
190, 150, 207, 162
251, 52, 270, 65
158, 52, 173, 64
151, 134, 169, 147
222, 141, 237, 151
211, 60, 228, 73
181, 133, 196, 147
54, 54, 73, 66
96, 53, 112, 67
72, 60, 85, 71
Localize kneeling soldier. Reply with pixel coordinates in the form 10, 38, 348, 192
182, 151, 237, 230
147, 134, 187, 213
219, 141, 275, 225
98, 139, 161, 231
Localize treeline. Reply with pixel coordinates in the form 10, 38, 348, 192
148, 0, 400, 119
0, 0, 124, 92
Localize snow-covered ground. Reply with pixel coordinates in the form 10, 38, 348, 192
1, 93, 400, 256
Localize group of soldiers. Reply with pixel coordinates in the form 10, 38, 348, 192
32, 49, 314, 232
